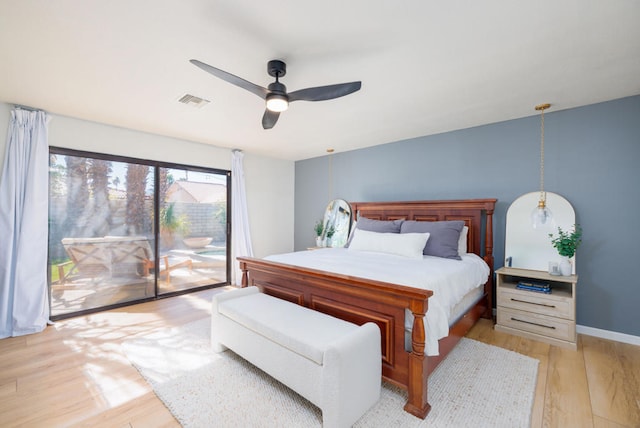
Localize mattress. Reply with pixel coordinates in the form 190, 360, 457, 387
265, 248, 490, 356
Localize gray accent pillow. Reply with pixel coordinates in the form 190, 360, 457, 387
400, 220, 465, 260
345, 217, 404, 247
357, 217, 404, 233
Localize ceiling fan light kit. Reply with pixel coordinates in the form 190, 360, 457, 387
266, 93, 289, 112
190, 58, 361, 129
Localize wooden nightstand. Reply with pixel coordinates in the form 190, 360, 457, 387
495, 267, 578, 350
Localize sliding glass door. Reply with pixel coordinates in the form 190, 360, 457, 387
48, 148, 229, 319
157, 167, 228, 295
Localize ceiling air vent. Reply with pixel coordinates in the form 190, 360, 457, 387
178, 94, 210, 108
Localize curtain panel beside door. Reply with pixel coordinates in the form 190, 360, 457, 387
0, 109, 50, 338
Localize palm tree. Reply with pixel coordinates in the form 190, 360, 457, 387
49, 154, 66, 197
86, 159, 112, 236
159, 168, 169, 207
63, 156, 89, 237
125, 163, 149, 235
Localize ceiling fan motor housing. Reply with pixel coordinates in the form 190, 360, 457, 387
268, 81, 287, 95
267, 60, 286, 78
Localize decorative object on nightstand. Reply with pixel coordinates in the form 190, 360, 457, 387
547, 261, 560, 276
314, 219, 325, 247
495, 267, 578, 350
319, 199, 352, 248
325, 225, 335, 247
549, 224, 582, 276
515, 279, 551, 294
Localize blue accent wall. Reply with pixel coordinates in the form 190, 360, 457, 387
294, 95, 640, 337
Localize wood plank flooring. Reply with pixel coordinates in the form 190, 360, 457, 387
1, 288, 638, 427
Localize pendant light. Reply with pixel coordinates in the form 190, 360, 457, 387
531, 103, 552, 229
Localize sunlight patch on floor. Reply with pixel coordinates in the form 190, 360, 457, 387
84, 362, 149, 408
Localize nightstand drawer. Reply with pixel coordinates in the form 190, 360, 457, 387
497, 307, 576, 342
498, 288, 574, 320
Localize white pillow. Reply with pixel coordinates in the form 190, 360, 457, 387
458, 226, 469, 255
348, 229, 430, 259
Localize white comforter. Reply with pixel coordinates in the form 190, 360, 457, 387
265, 248, 490, 356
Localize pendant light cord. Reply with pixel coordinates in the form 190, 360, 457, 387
539, 107, 545, 202
535, 103, 550, 203
327, 148, 334, 201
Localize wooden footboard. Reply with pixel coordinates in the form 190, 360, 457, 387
238, 256, 434, 418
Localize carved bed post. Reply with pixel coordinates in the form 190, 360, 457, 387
484, 204, 495, 319
404, 300, 431, 418
239, 260, 248, 287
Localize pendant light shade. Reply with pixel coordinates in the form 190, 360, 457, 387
531, 103, 553, 229
531, 197, 552, 228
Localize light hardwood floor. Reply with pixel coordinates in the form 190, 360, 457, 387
1, 288, 638, 427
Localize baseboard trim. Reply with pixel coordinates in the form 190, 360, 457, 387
577, 324, 640, 346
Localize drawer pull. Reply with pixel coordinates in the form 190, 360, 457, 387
511, 317, 556, 329
511, 298, 556, 308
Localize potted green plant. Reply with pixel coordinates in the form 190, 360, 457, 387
314, 220, 325, 247
549, 224, 582, 275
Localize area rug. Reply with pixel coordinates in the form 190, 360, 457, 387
122, 319, 538, 427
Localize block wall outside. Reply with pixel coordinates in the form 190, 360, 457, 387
49, 198, 226, 261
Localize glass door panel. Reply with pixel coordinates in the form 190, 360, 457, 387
157, 167, 228, 294
48, 154, 155, 316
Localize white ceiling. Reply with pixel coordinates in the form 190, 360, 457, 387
1, 1, 639, 161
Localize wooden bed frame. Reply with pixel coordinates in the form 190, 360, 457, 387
238, 199, 496, 419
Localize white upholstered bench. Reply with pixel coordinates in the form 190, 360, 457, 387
211, 286, 381, 427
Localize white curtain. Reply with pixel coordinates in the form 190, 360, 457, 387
231, 149, 254, 285
0, 109, 50, 338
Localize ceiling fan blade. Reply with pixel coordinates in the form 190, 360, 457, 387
262, 109, 280, 129
288, 81, 361, 102
190, 59, 269, 99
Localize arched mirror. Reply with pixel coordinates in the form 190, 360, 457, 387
322, 199, 352, 247
505, 192, 576, 273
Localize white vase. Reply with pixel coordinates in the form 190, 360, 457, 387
315, 236, 324, 247
559, 257, 572, 276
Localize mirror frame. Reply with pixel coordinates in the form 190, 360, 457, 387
322, 199, 352, 248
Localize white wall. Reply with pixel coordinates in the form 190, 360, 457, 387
0, 102, 295, 260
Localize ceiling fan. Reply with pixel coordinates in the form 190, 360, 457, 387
190, 59, 361, 129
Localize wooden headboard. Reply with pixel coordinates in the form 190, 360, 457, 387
350, 199, 496, 266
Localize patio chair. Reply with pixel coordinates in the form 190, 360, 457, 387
106, 236, 155, 277
58, 237, 114, 284
106, 236, 193, 284
58, 236, 193, 285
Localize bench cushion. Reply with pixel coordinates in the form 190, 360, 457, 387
218, 293, 359, 365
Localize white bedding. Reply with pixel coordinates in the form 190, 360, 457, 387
265, 248, 490, 356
